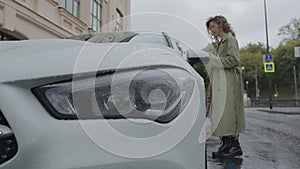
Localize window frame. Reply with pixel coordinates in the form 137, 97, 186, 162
90, 0, 102, 31
61, 0, 80, 18
115, 9, 123, 31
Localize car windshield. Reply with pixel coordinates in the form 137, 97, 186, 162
68, 32, 170, 47
87, 32, 138, 43
67, 32, 210, 64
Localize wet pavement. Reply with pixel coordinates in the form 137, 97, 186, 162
206, 107, 300, 169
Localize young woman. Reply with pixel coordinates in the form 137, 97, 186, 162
205, 15, 245, 159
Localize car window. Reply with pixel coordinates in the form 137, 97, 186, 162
169, 37, 189, 59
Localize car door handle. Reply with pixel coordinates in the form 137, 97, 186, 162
0, 124, 13, 139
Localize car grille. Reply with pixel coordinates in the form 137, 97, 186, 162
0, 110, 18, 165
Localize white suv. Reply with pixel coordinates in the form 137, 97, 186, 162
0, 31, 207, 169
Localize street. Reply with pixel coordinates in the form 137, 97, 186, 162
206, 107, 300, 169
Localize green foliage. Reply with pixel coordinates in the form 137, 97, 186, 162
271, 40, 300, 88
240, 42, 265, 54
240, 40, 300, 99
240, 42, 267, 90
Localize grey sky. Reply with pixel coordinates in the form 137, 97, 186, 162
130, 0, 299, 49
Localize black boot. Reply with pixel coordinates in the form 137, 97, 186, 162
212, 136, 231, 158
219, 136, 243, 158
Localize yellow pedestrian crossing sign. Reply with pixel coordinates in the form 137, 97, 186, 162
264, 62, 275, 73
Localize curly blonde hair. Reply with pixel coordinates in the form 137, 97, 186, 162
206, 15, 236, 39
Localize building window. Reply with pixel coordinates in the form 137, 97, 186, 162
115, 9, 123, 31
90, 0, 102, 31
61, 0, 80, 18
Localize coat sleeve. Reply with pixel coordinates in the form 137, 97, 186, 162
209, 37, 240, 69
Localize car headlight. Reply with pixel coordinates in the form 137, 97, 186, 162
32, 66, 195, 123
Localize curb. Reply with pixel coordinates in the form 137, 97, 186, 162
257, 109, 300, 115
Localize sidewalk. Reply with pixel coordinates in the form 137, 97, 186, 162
256, 107, 300, 115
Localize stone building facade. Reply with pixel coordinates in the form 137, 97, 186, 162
0, 0, 130, 40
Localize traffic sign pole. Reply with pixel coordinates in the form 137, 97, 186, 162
268, 73, 273, 109
264, 0, 272, 109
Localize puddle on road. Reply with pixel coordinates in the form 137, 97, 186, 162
219, 158, 243, 169
208, 156, 243, 169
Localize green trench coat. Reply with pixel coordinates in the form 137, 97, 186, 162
208, 33, 245, 137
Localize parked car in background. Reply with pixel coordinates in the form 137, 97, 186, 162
0, 31, 208, 169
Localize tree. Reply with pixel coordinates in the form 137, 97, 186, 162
271, 40, 300, 95
278, 18, 300, 43
240, 42, 267, 98
240, 42, 265, 54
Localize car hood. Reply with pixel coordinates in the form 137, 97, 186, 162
0, 39, 191, 83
